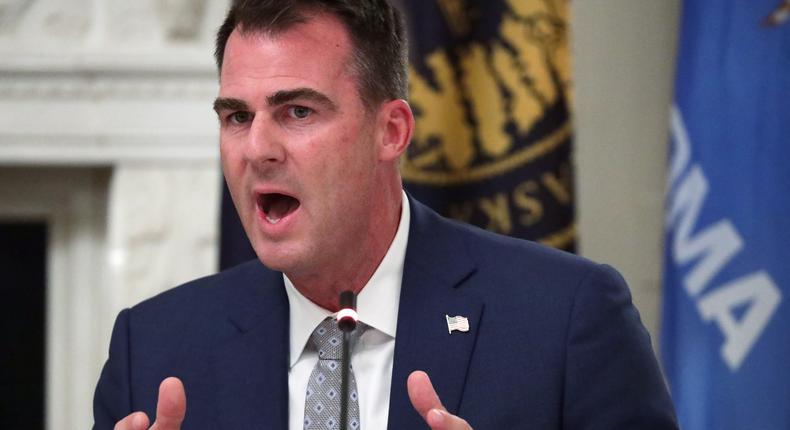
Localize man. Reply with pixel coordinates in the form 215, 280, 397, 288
94, 1, 678, 429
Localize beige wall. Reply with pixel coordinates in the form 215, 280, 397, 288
572, 0, 682, 342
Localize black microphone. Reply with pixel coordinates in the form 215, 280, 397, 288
337, 291, 358, 332
336, 291, 358, 430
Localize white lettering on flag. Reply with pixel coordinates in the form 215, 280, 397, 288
698, 272, 782, 370
667, 106, 782, 371
668, 166, 743, 297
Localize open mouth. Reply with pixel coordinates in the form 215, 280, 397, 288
258, 193, 300, 225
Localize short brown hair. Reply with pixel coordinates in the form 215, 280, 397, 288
215, 0, 408, 109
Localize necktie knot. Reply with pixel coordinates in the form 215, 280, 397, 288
310, 317, 344, 360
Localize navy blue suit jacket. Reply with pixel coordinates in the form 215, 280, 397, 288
93, 197, 677, 429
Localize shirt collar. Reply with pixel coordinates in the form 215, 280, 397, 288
284, 190, 410, 368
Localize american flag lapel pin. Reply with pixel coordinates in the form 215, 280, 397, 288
446, 314, 470, 334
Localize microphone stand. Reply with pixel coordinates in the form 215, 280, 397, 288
337, 291, 358, 430
340, 331, 351, 430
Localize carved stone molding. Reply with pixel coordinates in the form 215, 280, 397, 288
0, 58, 220, 167
107, 165, 220, 308
0, 134, 219, 165
40, 0, 91, 41
0, 0, 224, 47
157, 0, 210, 41
0, 0, 35, 35
0, 71, 217, 100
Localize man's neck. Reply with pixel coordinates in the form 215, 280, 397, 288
286, 190, 404, 311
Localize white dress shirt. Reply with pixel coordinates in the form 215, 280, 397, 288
285, 191, 410, 430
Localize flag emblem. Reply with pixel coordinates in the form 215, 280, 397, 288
445, 315, 470, 334
402, 0, 576, 252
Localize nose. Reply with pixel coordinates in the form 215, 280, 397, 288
244, 113, 286, 167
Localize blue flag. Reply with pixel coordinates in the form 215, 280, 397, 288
662, 1, 790, 429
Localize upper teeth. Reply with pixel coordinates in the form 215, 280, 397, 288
266, 214, 281, 224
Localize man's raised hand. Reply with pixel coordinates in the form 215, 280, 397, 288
113, 377, 186, 430
407, 370, 473, 430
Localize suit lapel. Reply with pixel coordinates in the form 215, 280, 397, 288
210, 265, 290, 428
387, 198, 484, 429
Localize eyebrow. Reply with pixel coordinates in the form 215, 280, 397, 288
266, 88, 338, 112
213, 88, 339, 115
213, 97, 249, 114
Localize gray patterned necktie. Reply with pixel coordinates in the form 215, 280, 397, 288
303, 317, 362, 430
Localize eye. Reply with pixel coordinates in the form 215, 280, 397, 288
229, 111, 252, 124
288, 106, 313, 119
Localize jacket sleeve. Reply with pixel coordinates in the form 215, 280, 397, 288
562, 264, 679, 429
93, 308, 133, 430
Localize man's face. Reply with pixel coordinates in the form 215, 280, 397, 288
216, 15, 385, 277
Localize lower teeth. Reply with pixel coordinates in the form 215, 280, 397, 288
266, 215, 281, 224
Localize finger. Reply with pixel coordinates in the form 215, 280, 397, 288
408, 371, 473, 430
407, 370, 446, 420
426, 408, 473, 430
149, 377, 187, 430
113, 411, 150, 430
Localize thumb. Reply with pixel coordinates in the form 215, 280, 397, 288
407, 370, 446, 420
149, 377, 186, 430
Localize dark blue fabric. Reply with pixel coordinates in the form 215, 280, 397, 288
94, 197, 676, 429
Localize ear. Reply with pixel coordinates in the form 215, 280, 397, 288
376, 99, 414, 162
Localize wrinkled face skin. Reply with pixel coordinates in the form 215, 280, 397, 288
216, 14, 393, 285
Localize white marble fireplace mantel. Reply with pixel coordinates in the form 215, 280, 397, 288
0, 1, 230, 428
